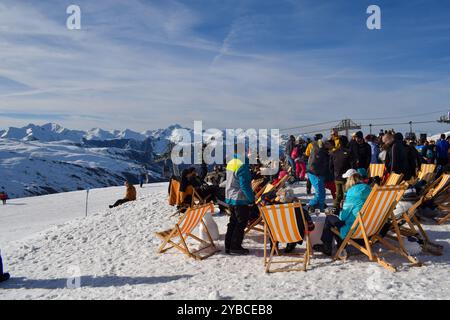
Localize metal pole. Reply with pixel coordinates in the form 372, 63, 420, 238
369, 124, 372, 135
409, 121, 413, 134
85, 189, 89, 217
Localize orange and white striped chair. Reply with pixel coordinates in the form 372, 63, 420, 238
259, 202, 311, 273
394, 174, 450, 243
418, 164, 436, 182
332, 185, 420, 271
369, 163, 385, 179
426, 174, 450, 224
155, 202, 219, 260
384, 173, 404, 186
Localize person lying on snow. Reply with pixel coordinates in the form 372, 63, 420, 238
314, 170, 371, 257
109, 181, 136, 208
259, 187, 315, 254
0, 250, 10, 283
0, 192, 8, 205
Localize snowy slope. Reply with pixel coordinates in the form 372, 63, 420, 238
0, 139, 161, 198
0, 182, 448, 300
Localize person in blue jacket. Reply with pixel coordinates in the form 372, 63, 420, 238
224, 149, 255, 255
314, 169, 372, 256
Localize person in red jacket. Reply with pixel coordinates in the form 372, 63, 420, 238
0, 192, 8, 205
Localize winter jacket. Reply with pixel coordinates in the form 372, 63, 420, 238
125, 185, 136, 201
349, 141, 372, 170
285, 140, 296, 158
387, 134, 411, 180
436, 139, 450, 160
368, 141, 380, 164
406, 145, 421, 179
339, 183, 372, 239
225, 155, 255, 206
307, 141, 329, 177
330, 148, 352, 182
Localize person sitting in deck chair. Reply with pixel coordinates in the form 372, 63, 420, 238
180, 167, 224, 205
109, 181, 136, 208
314, 169, 371, 256
259, 187, 315, 253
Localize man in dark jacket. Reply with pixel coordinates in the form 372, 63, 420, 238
329, 136, 351, 212
349, 131, 371, 170
406, 139, 422, 179
386, 132, 411, 180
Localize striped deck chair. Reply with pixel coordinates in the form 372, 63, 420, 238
393, 174, 450, 242
369, 163, 385, 179
259, 202, 311, 273
332, 185, 421, 272
384, 173, 403, 186
245, 174, 290, 235
168, 178, 211, 217
156, 203, 219, 260
418, 164, 436, 182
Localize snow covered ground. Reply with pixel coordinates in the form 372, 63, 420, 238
0, 182, 449, 300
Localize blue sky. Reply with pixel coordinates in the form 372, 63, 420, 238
0, 0, 449, 135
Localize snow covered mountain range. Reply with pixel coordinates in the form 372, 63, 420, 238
0, 123, 187, 198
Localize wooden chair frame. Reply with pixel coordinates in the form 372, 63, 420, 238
332, 185, 421, 272
156, 203, 220, 260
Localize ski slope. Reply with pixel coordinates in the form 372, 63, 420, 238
0, 182, 449, 300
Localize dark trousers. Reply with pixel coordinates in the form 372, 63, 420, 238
306, 178, 312, 193
225, 205, 251, 250
111, 198, 130, 208
0, 253, 3, 275
321, 215, 345, 249
334, 181, 345, 209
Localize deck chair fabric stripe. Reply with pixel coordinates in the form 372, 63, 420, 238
179, 204, 209, 234
369, 164, 385, 178
262, 203, 302, 243
385, 173, 403, 186
431, 174, 450, 197
352, 187, 398, 238
418, 164, 436, 180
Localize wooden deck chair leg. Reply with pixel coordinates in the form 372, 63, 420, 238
176, 225, 195, 259
157, 228, 179, 253
406, 213, 431, 243
437, 213, 450, 224
358, 215, 374, 261
265, 243, 276, 273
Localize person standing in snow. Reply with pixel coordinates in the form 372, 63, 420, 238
436, 134, 450, 166
109, 181, 136, 208
224, 147, 255, 255
0, 250, 10, 283
139, 172, 146, 188
0, 192, 8, 205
